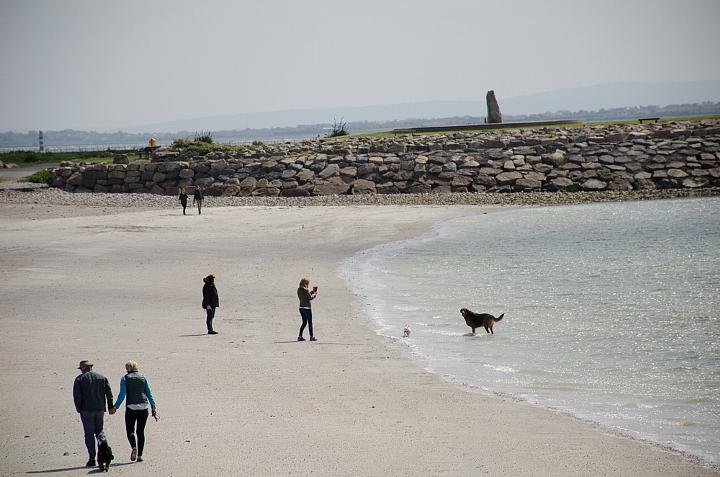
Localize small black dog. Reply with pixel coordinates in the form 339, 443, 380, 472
97, 440, 114, 472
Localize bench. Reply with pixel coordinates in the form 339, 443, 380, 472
638, 117, 660, 124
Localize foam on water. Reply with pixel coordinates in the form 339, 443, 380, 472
340, 197, 720, 464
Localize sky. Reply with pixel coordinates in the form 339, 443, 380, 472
1, 0, 719, 131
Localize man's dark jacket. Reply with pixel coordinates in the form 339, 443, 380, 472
73, 370, 113, 412
202, 283, 219, 309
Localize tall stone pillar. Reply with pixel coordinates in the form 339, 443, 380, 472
486, 90, 502, 124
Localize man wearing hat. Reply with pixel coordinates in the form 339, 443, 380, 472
73, 360, 115, 467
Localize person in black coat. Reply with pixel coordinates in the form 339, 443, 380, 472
73, 360, 115, 467
202, 274, 219, 334
179, 188, 188, 215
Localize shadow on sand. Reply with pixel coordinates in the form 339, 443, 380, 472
27, 462, 134, 474
273, 341, 365, 346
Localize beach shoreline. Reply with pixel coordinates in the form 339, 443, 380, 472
1, 196, 718, 475
339, 201, 720, 470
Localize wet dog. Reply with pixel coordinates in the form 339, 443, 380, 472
97, 440, 114, 472
460, 308, 504, 334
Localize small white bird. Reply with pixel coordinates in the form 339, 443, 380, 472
403, 325, 411, 338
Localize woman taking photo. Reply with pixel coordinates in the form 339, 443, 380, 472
113, 361, 157, 463
297, 278, 318, 341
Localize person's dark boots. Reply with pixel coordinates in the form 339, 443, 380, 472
86, 459, 96, 467
208, 330, 218, 335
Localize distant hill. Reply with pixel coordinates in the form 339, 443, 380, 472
121, 80, 720, 133
2, 101, 719, 151
500, 80, 720, 115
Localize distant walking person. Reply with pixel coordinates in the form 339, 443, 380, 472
113, 361, 157, 463
202, 274, 219, 334
193, 187, 204, 215
179, 188, 188, 215
297, 278, 318, 341
73, 360, 115, 468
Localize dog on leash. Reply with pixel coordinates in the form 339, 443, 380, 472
97, 440, 114, 472
460, 308, 504, 334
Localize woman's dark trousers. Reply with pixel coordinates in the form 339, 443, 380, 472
125, 408, 149, 456
206, 307, 216, 332
299, 308, 313, 338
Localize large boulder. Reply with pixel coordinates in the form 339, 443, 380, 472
350, 179, 377, 194
312, 181, 350, 196
495, 171, 522, 185
547, 177, 577, 192
580, 179, 607, 191
543, 150, 567, 166
340, 166, 358, 178
280, 187, 311, 197
295, 169, 315, 183
514, 178, 542, 191
221, 185, 241, 196
179, 168, 195, 179
474, 174, 497, 188
66, 172, 83, 186
318, 164, 340, 179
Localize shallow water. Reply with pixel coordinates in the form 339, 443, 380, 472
342, 197, 720, 464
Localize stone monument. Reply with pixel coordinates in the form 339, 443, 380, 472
486, 90, 502, 123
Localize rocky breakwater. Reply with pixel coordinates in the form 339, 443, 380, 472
51, 120, 720, 196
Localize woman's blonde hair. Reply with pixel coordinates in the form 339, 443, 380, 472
299, 278, 309, 288
125, 360, 139, 372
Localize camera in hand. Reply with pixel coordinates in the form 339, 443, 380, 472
312, 286, 318, 293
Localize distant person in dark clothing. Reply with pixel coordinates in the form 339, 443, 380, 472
113, 360, 157, 463
193, 188, 204, 215
179, 188, 188, 215
73, 360, 115, 467
202, 274, 219, 334
297, 278, 318, 341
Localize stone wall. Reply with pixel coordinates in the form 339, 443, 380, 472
51, 121, 720, 196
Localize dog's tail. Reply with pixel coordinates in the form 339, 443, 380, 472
495, 313, 504, 321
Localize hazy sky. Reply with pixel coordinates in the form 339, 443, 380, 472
1, 0, 719, 131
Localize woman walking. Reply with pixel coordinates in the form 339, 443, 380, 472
202, 274, 219, 334
112, 361, 157, 463
179, 188, 188, 215
297, 278, 318, 341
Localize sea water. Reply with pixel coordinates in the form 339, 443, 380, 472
341, 197, 720, 464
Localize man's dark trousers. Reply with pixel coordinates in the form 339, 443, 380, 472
80, 411, 106, 460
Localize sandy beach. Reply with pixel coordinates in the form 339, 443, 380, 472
1, 196, 718, 476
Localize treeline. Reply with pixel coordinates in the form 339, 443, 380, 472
2, 101, 718, 149
506, 101, 720, 122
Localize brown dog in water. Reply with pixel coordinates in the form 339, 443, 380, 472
460, 308, 504, 334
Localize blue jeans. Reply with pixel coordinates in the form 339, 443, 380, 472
80, 411, 106, 460
206, 307, 216, 332
299, 308, 313, 338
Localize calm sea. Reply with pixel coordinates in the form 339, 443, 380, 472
341, 198, 720, 464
